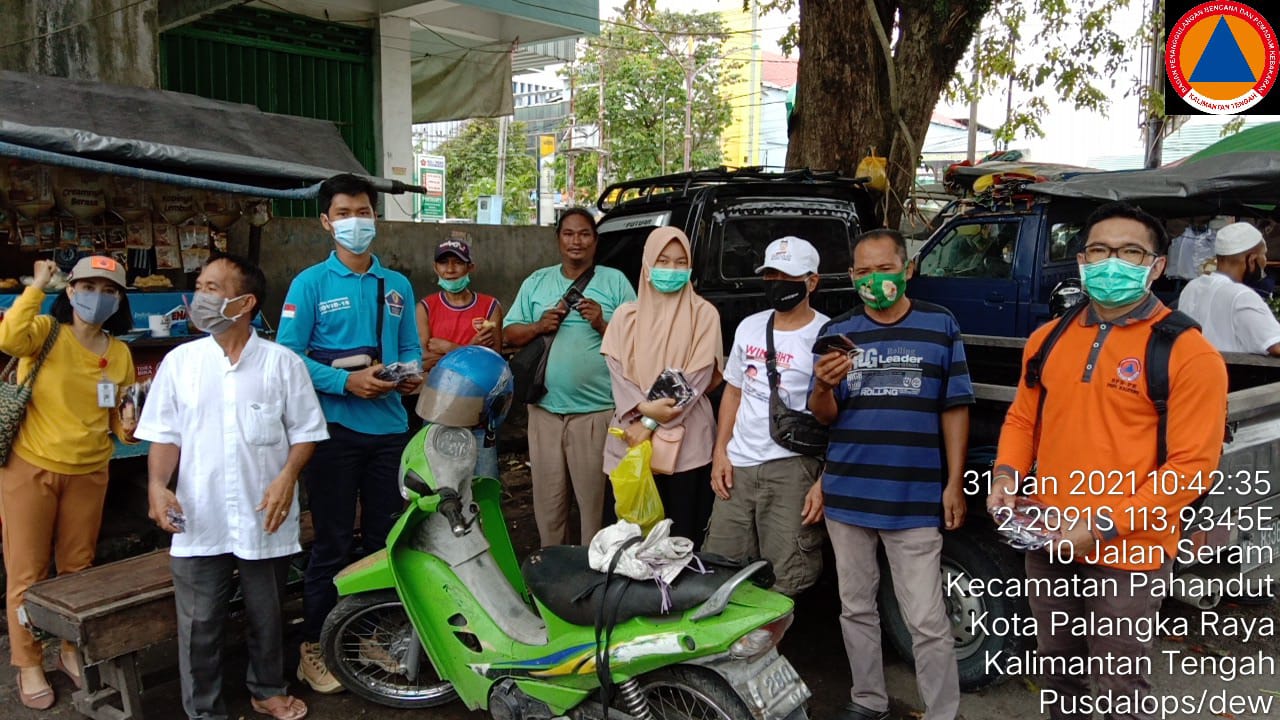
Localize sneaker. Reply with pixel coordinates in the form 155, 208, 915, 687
297, 642, 344, 694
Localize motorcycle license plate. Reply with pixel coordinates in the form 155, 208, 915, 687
742, 655, 809, 720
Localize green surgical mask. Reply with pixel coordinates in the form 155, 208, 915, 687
650, 267, 692, 293
438, 275, 471, 293
854, 271, 907, 310
1078, 259, 1151, 308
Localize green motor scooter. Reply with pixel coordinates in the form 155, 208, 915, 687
320, 352, 809, 720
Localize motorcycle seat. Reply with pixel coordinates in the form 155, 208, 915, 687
520, 545, 774, 627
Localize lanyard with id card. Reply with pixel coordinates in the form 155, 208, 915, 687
96, 356, 116, 408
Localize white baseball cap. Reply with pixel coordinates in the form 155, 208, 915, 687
1214, 222, 1264, 256
754, 236, 820, 276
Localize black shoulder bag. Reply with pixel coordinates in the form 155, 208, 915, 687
510, 267, 595, 404
765, 313, 829, 457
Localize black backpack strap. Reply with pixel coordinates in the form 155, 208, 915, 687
1146, 310, 1200, 467
1024, 303, 1085, 390
1025, 303, 1085, 456
375, 276, 385, 365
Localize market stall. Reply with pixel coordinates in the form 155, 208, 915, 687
0, 70, 423, 459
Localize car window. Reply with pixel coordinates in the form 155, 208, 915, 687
597, 226, 654, 290
1048, 222, 1084, 263
918, 222, 1019, 279
719, 216, 851, 279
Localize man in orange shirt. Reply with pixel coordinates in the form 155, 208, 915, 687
990, 203, 1227, 720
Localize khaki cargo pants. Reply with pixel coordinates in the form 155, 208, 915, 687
703, 455, 823, 595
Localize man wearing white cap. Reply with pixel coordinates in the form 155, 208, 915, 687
1178, 222, 1280, 356
704, 236, 829, 595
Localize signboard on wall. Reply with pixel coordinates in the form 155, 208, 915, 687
416, 154, 446, 222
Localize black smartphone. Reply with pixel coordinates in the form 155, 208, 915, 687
562, 286, 585, 310
812, 332, 861, 357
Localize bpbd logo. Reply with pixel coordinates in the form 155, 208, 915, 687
1166, 2, 1278, 114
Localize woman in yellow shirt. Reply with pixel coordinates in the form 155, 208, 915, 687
1, 257, 137, 709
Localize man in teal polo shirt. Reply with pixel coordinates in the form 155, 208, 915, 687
505, 208, 636, 546
276, 174, 422, 694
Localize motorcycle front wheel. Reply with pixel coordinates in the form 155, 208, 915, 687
638, 665, 808, 720
320, 590, 458, 709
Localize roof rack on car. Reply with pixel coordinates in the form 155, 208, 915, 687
596, 166, 869, 212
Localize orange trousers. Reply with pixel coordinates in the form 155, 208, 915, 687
1, 453, 109, 667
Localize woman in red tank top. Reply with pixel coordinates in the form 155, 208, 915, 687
417, 238, 503, 372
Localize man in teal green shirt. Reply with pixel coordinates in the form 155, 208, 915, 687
505, 208, 636, 546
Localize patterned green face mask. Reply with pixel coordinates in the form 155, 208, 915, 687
854, 271, 906, 310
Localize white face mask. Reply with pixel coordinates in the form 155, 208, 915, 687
188, 291, 249, 335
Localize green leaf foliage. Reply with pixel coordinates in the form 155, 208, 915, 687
434, 118, 538, 224
566, 8, 739, 186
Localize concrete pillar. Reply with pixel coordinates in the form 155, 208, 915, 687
375, 14, 415, 221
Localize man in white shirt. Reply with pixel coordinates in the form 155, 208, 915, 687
1179, 222, 1280, 356
137, 256, 329, 720
704, 236, 829, 595
1168, 216, 1217, 280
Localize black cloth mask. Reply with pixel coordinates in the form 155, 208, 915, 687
766, 279, 808, 312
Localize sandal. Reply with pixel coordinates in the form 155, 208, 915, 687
833, 702, 890, 720
251, 695, 308, 720
56, 652, 84, 691
16, 672, 56, 710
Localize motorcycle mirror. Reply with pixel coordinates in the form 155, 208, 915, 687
404, 469, 433, 498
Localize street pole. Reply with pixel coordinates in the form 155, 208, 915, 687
661, 92, 667, 174
567, 69, 576, 201
683, 36, 694, 171
597, 57, 606, 198
1143, 0, 1165, 169
496, 115, 509, 197
966, 31, 981, 164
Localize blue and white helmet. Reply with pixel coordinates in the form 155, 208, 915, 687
416, 346, 514, 433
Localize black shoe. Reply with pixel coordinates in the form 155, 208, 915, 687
832, 702, 891, 720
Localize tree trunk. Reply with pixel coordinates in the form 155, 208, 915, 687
788, 0, 984, 227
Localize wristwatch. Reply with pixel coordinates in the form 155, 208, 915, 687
640, 416, 659, 431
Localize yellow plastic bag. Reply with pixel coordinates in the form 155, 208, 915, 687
856, 151, 888, 193
608, 428, 665, 535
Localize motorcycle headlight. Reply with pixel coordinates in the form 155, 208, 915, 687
423, 425, 478, 491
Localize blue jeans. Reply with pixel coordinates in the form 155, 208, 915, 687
301, 423, 408, 642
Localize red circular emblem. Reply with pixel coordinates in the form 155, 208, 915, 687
1166, 2, 1278, 114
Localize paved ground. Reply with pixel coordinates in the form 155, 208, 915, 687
3, 454, 1277, 719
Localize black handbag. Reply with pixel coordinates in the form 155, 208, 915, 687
510, 266, 595, 404
765, 313, 829, 457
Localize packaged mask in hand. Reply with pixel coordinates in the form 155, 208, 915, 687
992, 497, 1062, 551
647, 368, 695, 408
166, 507, 187, 533
375, 360, 423, 383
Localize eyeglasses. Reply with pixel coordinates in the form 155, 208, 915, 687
1082, 244, 1158, 265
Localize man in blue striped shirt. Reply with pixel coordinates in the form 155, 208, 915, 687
808, 229, 973, 720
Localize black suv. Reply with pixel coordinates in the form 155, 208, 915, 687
593, 168, 877, 345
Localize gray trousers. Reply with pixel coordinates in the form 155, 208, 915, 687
171, 554, 291, 720
826, 520, 960, 720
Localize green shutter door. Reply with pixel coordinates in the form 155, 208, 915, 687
160, 6, 375, 217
